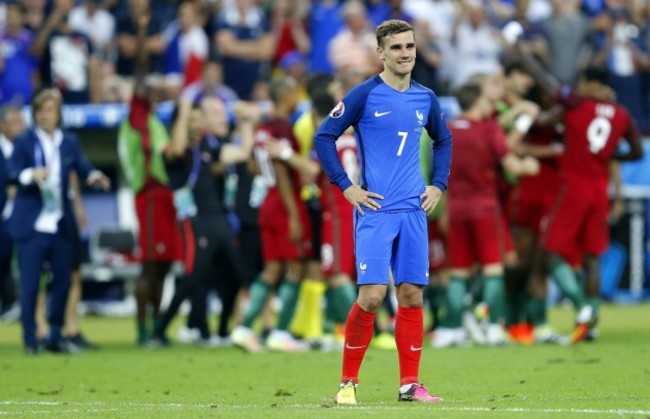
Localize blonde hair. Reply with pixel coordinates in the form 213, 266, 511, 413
31, 88, 63, 127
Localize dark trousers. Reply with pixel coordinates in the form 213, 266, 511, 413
158, 215, 242, 339
17, 230, 71, 348
0, 222, 16, 310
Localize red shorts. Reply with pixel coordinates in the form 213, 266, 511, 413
427, 220, 447, 272
135, 183, 182, 262
542, 182, 609, 259
447, 212, 505, 269
321, 199, 355, 277
259, 197, 312, 262
510, 169, 560, 233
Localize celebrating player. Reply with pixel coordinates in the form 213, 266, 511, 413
437, 81, 539, 348
315, 19, 452, 404
516, 39, 643, 343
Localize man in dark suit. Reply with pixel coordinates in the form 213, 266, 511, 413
7, 88, 110, 354
0, 106, 24, 321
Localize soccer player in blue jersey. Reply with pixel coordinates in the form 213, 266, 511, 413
315, 19, 452, 404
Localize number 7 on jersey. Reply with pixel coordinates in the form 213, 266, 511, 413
397, 131, 408, 156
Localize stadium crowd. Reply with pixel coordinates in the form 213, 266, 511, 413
0, 0, 648, 355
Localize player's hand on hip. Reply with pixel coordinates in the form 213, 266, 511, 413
420, 186, 443, 215
288, 215, 303, 243
343, 185, 383, 215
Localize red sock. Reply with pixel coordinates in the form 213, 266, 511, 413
341, 302, 376, 384
395, 305, 423, 386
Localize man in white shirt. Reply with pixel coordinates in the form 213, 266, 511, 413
7, 89, 109, 354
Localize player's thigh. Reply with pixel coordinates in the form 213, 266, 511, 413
260, 216, 299, 262
472, 214, 504, 266
354, 211, 398, 285
542, 185, 586, 256
392, 210, 429, 286
582, 195, 609, 256
447, 216, 475, 269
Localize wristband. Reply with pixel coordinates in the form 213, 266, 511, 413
278, 146, 294, 161
514, 114, 533, 134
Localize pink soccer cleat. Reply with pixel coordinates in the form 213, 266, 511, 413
398, 384, 444, 403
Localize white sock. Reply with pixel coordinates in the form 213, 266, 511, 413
400, 383, 417, 393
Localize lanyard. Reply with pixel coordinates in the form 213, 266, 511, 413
34, 143, 45, 167
187, 145, 201, 188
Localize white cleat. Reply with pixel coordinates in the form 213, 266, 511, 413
176, 326, 202, 344
533, 324, 564, 344
266, 330, 310, 352
485, 324, 509, 346
463, 311, 487, 345
432, 327, 467, 348
231, 325, 263, 353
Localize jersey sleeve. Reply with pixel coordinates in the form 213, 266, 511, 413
425, 91, 453, 192
490, 122, 510, 160
555, 85, 583, 109
314, 83, 370, 192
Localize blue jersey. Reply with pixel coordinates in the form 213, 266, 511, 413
314, 75, 452, 211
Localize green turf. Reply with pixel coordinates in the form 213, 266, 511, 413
1, 304, 649, 418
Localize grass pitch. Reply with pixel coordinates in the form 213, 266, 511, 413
0, 304, 649, 418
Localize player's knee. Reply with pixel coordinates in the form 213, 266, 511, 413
396, 285, 423, 307
357, 294, 384, 313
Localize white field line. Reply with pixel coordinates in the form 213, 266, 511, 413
0, 401, 649, 416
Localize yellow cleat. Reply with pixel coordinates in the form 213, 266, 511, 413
334, 381, 358, 405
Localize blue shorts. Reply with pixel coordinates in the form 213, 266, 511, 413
354, 210, 429, 286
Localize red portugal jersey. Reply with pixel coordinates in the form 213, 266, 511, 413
253, 117, 302, 216
557, 87, 637, 188
319, 132, 359, 211
447, 117, 509, 217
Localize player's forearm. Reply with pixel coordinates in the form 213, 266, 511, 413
515, 40, 558, 97
275, 162, 300, 218
314, 135, 352, 192
431, 135, 452, 192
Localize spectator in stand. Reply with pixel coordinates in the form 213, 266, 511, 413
115, 0, 166, 99
328, 0, 381, 76
68, 0, 115, 61
22, 0, 45, 34
0, 0, 38, 106
180, 54, 239, 106
592, 5, 649, 129
403, 0, 458, 93
117, 14, 181, 346
0, 106, 24, 322
31, 0, 100, 104
162, 0, 209, 100
308, 0, 344, 75
449, 0, 504, 89
540, 0, 594, 86
68, 0, 116, 103
213, 0, 274, 100
637, 0, 650, 133
271, 0, 310, 67
503, 0, 550, 67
